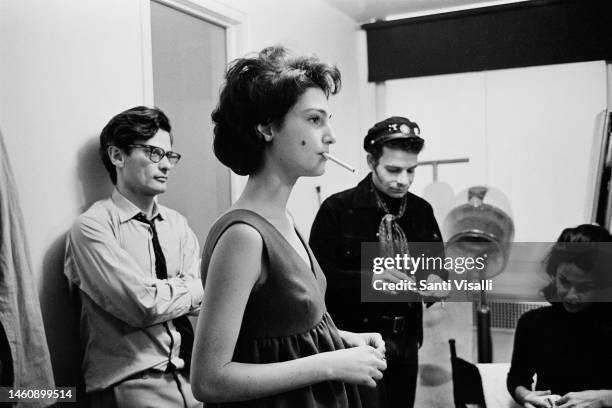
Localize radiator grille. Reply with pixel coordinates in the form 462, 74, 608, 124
474, 301, 548, 329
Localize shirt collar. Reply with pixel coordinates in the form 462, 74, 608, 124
352, 172, 417, 212
111, 189, 166, 223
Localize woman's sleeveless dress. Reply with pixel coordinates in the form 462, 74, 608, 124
201, 209, 362, 408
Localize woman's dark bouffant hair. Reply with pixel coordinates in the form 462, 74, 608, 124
212, 46, 341, 176
541, 224, 612, 301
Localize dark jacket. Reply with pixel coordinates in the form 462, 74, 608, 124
309, 174, 445, 346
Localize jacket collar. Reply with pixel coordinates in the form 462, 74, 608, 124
352, 172, 418, 212
352, 173, 379, 209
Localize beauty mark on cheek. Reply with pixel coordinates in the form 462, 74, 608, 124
301, 140, 306, 146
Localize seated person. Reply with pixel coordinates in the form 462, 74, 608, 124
507, 224, 612, 408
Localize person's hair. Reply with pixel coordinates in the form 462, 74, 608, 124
541, 224, 612, 301
211, 45, 341, 176
366, 137, 424, 162
99, 106, 172, 184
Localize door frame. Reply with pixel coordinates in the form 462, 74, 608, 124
140, 0, 249, 203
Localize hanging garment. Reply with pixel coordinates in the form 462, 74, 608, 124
0, 129, 55, 407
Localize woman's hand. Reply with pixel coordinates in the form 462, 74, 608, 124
556, 390, 612, 408
325, 345, 387, 388
339, 330, 385, 353
520, 390, 555, 408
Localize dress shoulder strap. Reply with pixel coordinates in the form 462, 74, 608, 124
200, 209, 280, 278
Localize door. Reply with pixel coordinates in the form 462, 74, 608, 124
151, 0, 230, 244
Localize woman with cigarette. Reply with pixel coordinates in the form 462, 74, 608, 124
507, 224, 612, 408
190, 46, 386, 407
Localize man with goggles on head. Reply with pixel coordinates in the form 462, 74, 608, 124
64, 106, 203, 407
310, 116, 447, 408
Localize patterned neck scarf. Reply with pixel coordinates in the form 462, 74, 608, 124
372, 180, 409, 258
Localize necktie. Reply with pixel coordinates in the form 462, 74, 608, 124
134, 213, 194, 372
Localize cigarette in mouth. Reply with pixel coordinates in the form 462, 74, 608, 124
322, 152, 355, 173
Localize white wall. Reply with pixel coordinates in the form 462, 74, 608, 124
217, 0, 376, 237
383, 63, 608, 405
385, 61, 608, 242
0, 0, 372, 398
0, 0, 145, 273
0, 0, 148, 393
486, 62, 607, 241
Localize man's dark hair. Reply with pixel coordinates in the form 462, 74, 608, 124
99, 106, 172, 184
366, 138, 424, 162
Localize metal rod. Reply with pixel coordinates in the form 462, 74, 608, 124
418, 157, 469, 183
477, 306, 492, 363
418, 157, 470, 166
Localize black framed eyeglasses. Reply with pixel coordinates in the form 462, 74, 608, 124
126, 144, 182, 165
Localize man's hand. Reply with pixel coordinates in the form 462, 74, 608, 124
556, 390, 612, 408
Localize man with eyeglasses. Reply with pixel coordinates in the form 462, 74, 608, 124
64, 106, 203, 407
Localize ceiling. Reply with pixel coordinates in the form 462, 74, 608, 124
322, 0, 531, 23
